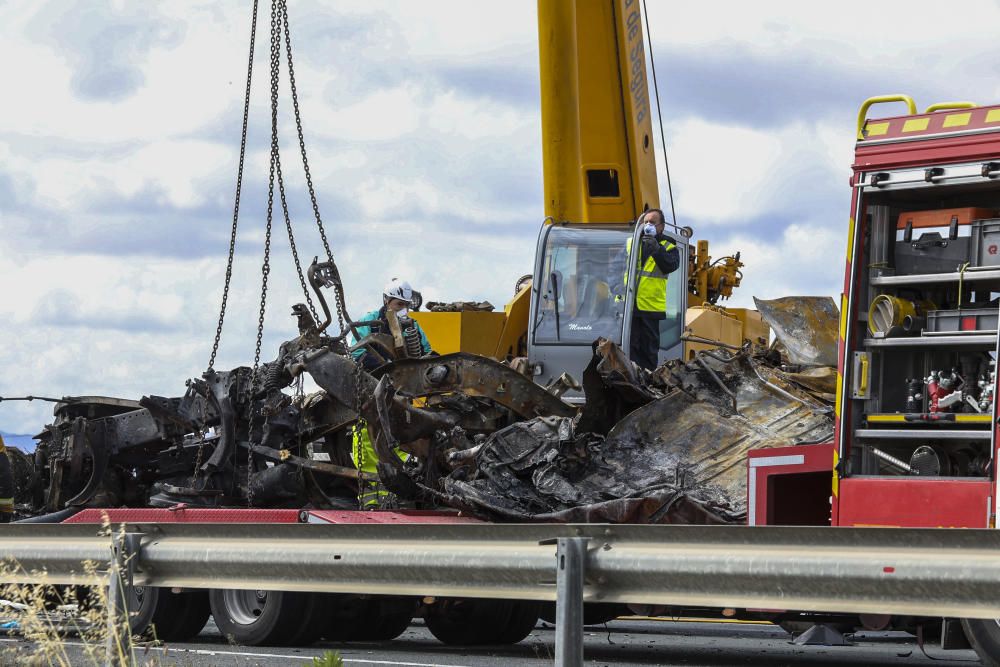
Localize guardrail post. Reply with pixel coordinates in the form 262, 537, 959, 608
106, 531, 141, 667
554, 537, 589, 667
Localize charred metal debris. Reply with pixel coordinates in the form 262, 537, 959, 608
5, 290, 835, 525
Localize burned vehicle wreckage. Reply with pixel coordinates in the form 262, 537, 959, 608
5, 265, 835, 526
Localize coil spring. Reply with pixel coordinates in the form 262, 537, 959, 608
402, 323, 423, 358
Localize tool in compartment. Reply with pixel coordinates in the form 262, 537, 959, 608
978, 360, 996, 413
909, 444, 990, 477
867, 295, 935, 337
893, 207, 995, 275
924, 368, 980, 413
903, 377, 924, 413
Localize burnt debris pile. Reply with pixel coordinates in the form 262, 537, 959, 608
5, 297, 835, 525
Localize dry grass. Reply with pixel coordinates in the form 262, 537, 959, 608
0, 515, 143, 666
0, 514, 346, 665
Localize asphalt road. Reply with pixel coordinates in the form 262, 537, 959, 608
0, 618, 984, 666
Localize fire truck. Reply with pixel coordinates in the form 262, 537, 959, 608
749, 95, 1000, 660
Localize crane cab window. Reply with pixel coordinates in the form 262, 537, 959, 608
533, 226, 631, 344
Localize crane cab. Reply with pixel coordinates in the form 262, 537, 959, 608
528, 221, 688, 395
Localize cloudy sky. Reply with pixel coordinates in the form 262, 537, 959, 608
2, 0, 1000, 435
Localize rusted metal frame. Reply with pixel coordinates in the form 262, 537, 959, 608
746, 357, 826, 411
384, 310, 406, 356
379, 353, 576, 419
201, 370, 239, 472
680, 333, 743, 351
692, 355, 738, 413
306, 261, 334, 334
248, 443, 373, 481
307, 259, 354, 338
346, 332, 394, 367
64, 420, 110, 507
292, 348, 375, 415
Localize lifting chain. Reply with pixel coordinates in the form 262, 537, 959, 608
194, 0, 260, 483
206, 0, 260, 373
200, 0, 359, 502
247, 0, 284, 507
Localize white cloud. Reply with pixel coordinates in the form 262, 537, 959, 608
716, 222, 847, 310
664, 118, 853, 229
3, 0, 1000, 436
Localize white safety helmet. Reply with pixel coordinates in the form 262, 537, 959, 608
383, 278, 413, 304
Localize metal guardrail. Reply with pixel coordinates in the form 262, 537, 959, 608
3, 522, 1000, 621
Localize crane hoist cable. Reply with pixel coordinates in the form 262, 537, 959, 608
640, 0, 679, 231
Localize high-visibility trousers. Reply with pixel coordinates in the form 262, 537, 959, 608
351, 421, 408, 509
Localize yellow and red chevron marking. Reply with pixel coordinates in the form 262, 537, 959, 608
860, 105, 1000, 142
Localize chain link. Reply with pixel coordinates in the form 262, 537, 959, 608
204, 0, 360, 504
197, 0, 259, 483
191, 428, 208, 482
273, 135, 320, 323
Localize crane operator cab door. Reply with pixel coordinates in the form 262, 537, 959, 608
527, 222, 687, 401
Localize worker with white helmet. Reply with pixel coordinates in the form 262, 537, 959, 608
348, 278, 433, 508
348, 278, 432, 369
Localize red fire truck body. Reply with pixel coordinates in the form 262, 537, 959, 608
756, 98, 1000, 532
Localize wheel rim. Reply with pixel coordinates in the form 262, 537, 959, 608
128, 585, 147, 611
223, 589, 269, 625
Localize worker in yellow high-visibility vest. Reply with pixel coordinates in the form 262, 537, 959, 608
351, 420, 409, 509
624, 209, 680, 370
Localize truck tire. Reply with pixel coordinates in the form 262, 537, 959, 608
322, 595, 415, 642
539, 601, 623, 626
323, 594, 367, 641
209, 588, 311, 646
962, 619, 1000, 665
284, 593, 328, 646
426, 598, 536, 645
154, 588, 212, 642
496, 601, 540, 644
353, 597, 417, 641
128, 587, 210, 641
127, 585, 161, 637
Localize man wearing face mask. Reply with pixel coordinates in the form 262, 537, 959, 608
624, 208, 680, 371
347, 277, 432, 507
348, 277, 432, 370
